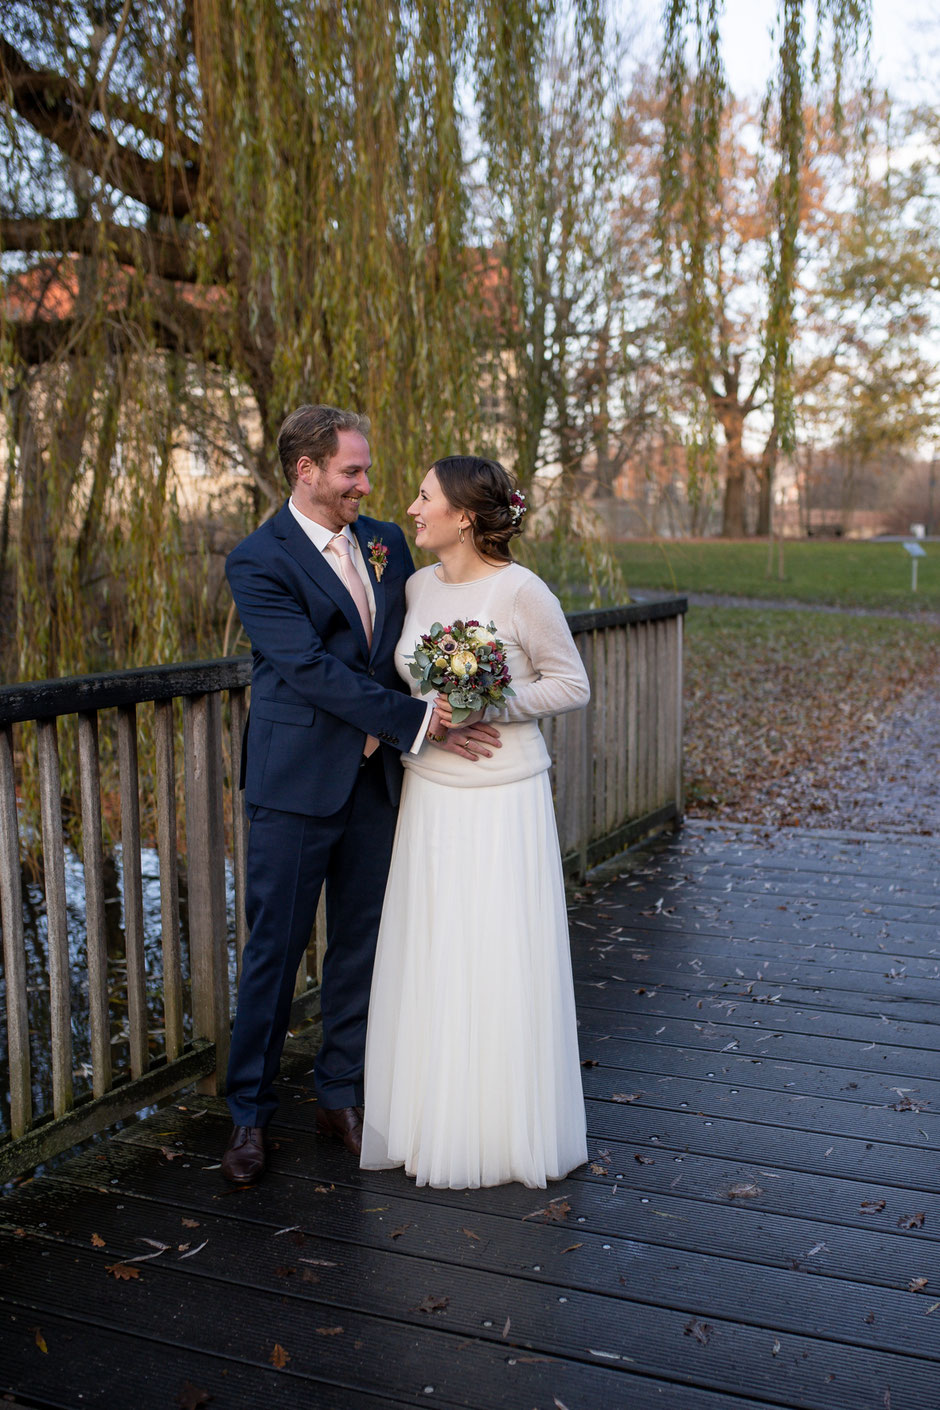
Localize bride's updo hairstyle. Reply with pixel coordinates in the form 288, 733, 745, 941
432, 455, 526, 562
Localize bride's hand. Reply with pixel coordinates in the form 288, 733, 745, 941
433, 720, 501, 760
433, 695, 485, 729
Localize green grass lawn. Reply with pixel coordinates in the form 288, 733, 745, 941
612, 539, 940, 612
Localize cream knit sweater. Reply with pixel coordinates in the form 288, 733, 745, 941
397, 562, 590, 788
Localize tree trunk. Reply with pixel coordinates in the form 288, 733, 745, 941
716, 406, 749, 537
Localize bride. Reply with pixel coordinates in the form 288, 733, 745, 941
360, 455, 590, 1189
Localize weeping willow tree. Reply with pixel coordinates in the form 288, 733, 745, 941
0, 0, 485, 685
658, 0, 871, 536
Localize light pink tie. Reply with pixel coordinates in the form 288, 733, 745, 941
328, 534, 379, 758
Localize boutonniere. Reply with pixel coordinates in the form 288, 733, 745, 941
367, 537, 389, 582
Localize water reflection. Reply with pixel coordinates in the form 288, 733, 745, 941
0, 844, 239, 1139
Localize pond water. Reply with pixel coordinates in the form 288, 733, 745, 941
0, 844, 239, 1141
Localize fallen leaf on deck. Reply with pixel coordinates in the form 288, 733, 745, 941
299, 1257, 337, 1267
561, 1243, 583, 1253
502, 1316, 511, 1339
461, 1228, 480, 1241
390, 1224, 412, 1240
122, 1239, 171, 1265
727, 1183, 763, 1199
891, 1096, 928, 1112
178, 1240, 208, 1260
105, 1263, 141, 1280
925, 1302, 940, 1315
274, 1265, 296, 1278
909, 1277, 928, 1292
554, 1399, 570, 1409
363, 1206, 389, 1212
684, 1318, 713, 1346
31, 1327, 47, 1354
160, 1146, 183, 1161
414, 1294, 449, 1315
523, 1198, 571, 1223
181, 1218, 200, 1229
581, 1059, 599, 1068
315, 1326, 344, 1336
771, 1338, 780, 1356
177, 1380, 213, 1409
865, 1312, 875, 1324
270, 1343, 291, 1366
589, 1162, 608, 1176
897, 1213, 925, 1229
314, 1184, 335, 1194
634, 1154, 654, 1165
611, 1093, 642, 1103
91, 1233, 105, 1247
860, 1200, 886, 1214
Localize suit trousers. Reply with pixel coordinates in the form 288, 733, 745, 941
225, 750, 398, 1127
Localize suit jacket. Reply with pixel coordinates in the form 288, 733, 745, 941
226, 503, 428, 817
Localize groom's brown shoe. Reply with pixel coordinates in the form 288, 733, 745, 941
315, 1104, 363, 1156
221, 1125, 267, 1185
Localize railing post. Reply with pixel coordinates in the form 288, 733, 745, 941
675, 610, 685, 817
0, 724, 31, 1137
37, 719, 73, 1119
117, 704, 148, 1079
183, 691, 230, 1093
228, 687, 249, 979
77, 711, 112, 1097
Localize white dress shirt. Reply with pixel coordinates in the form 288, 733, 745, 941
288, 498, 432, 754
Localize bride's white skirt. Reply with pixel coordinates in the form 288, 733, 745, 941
361, 768, 587, 1190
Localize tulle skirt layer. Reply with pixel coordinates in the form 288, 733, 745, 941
361, 768, 587, 1190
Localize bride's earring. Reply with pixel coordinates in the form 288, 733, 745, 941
458, 524, 465, 544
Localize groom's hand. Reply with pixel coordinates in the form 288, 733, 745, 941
433, 720, 501, 761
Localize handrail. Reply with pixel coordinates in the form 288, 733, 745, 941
0, 595, 687, 1178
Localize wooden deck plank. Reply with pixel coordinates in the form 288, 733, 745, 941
3, 820, 940, 1410
83, 1109, 940, 1295
6, 1175, 938, 1364
576, 993, 940, 1055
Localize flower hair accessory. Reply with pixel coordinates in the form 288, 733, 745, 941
367, 537, 389, 581
509, 490, 527, 526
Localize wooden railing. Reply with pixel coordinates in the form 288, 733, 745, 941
0, 595, 685, 1179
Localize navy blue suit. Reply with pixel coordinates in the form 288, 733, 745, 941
224, 503, 428, 1125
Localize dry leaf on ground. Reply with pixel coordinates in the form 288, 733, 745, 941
727, 1183, 763, 1199
414, 1294, 449, 1315
684, 1319, 713, 1346
177, 1381, 213, 1409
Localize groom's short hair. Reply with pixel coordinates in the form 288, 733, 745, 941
277, 405, 371, 487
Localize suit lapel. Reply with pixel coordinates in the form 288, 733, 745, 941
275, 504, 371, 656
353, 519, 387, 660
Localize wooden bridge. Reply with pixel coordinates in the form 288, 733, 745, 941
3, 816, 939, 1409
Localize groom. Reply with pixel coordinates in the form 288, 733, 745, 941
221, 404, 498, 1184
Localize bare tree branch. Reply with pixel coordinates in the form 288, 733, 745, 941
0, 215, 203, 283
1, 38, 199, 217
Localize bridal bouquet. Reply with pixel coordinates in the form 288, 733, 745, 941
407, 619, 515, 723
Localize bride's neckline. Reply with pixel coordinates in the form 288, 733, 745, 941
432, 562, 514, 586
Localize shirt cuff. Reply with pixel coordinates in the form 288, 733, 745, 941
403, 701, 436, 756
